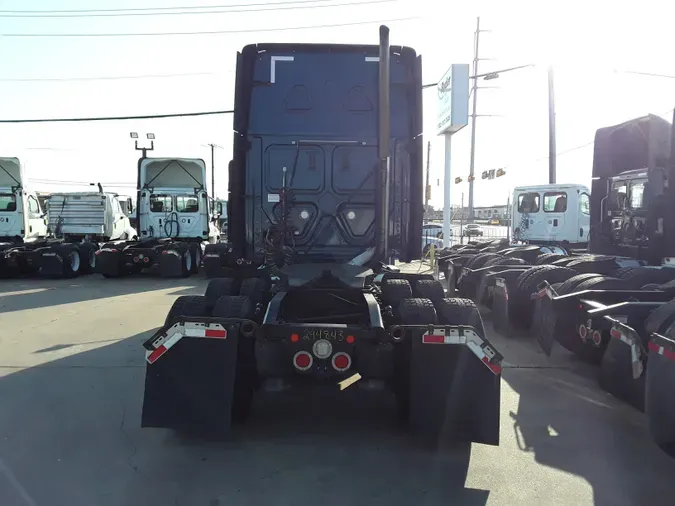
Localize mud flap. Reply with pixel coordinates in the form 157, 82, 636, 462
409, 327, 501, 446
645, 332, 675, 456
95, 249, 123, 277
159, 248, 185, 277
599, 321, 646, 411
141, 321, 243, 434
38, 248, 66, 276
534, 285, 556, 355
491, 278, 519, 338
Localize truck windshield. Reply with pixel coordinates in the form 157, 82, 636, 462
0, 194, 17, 212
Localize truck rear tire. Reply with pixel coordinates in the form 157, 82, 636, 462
189, 243, 201, 275
164, 295, 208, 327
77, 243, 98, 274
411, 279, 445, 303
380, 278, 413, 308
205, 278, 240, 310
56, 244, 81, 278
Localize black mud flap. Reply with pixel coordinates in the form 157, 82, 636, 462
94, 250, 123, 277
491, 278, 519, 338
645, 332, 675, 457
534, 286, 556, 355
599, 321, 646, 411
159, 248, 184, 277
141, 319, 247, 434
38, 249, 65, 276
409, 327, 501, 446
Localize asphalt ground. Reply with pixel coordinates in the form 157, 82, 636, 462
1, 271, 674, 506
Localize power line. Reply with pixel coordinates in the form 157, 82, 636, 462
0, 72, 219, 83
1, 15, 418, 37
0, 110, 234, 123
0, 0, 394, 18
0, 0, 365, 14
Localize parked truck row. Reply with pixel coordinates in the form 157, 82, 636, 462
0, 156, 224, 279
436, 111, 675, 458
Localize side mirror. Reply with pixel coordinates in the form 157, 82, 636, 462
127, 198, 134, 214
216, 202, 223, 214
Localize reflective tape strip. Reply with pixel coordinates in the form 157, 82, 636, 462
146, 332, 182, 364
184, 324, 227, 339
648, 341, 675, 361
610, 327, 632, 345
422, 327, 502, 375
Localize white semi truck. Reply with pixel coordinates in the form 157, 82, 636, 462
95, 157, 217, 278
511, 183, 591, 249
0, 157, 136, 277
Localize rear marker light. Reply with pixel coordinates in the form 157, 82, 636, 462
591, 330, 602, 346
293, 351, 313, 371
332, 352, 351, 371
290, 333, 299, 343
346, 335, 355, 344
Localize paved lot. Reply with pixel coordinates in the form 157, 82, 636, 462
1, 274, 675, 506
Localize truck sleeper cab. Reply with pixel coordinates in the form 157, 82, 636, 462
143, 27, 504, 451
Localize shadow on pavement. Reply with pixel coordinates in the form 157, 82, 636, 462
0, 275, 205, 314
502, 357, 675, 506
0, 329, 489, 506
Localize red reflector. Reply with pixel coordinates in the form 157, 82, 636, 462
205, 329, 227, 338
290, 333, 299, 343
482, 356, 502, 374
334, 354, 349, 369
346, 335, 355, 344
422, 334, 445, 344
294, 352, 312, 370
147, 345, 167, 364
592, 330, 602, 346
610, 328, 622, 339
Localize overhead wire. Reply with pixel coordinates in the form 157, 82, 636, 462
1, 15, 419, 37
0, 0, 396, 18
0, 0, 379, 14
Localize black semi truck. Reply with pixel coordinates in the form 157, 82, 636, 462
140, 26, 504, 457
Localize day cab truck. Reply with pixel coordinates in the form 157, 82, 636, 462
512, 183, 591, 249
0, 156, 134, 278
95, 157, 216, 278
140, 26, 504, 460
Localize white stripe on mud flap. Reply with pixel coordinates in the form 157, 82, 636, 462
184, 323, 227, 339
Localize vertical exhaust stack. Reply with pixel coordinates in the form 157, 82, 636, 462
377, 24, 391, 263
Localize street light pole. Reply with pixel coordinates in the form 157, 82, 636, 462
467, 16, 481, 222
547, 65, 557, 184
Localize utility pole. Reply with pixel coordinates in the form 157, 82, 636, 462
424, 141, 431, 211
467, 16, 488, 222
204, 143, 223, 199
547, 66, 557, 184
460, 192, 465, 244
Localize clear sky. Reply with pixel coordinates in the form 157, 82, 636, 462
1, 0, 673, 208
